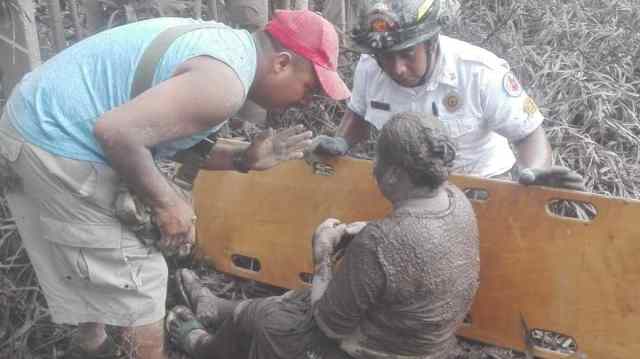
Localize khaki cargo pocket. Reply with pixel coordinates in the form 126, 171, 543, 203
41, 215, 123, 249
52, 242, 140, 292
43, 153, 98, 199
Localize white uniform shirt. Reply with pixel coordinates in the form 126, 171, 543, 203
348, 35, 544, 177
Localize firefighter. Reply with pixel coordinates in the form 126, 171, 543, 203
313, 0, 584, 190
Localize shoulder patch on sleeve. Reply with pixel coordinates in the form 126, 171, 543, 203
503, 72, 523, 97
523, 96, 538, 115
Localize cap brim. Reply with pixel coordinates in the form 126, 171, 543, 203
314, 64, 351, 101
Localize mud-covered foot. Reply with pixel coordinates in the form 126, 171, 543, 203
176, 268, 221, 328
166, 305, 208, 355
176, 268, 201, 308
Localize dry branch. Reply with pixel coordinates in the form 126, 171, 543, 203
46, 0, 65, 51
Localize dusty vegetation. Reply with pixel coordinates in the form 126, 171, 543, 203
1, 0, 639, 358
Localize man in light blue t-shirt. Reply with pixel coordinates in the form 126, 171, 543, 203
0, 10, 349, 359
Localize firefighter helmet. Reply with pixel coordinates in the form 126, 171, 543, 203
350, 0, 458, 53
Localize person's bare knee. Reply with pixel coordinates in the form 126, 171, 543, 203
72, 322, 107, 351
68, 322, 123, 359
120, 319, 167, 359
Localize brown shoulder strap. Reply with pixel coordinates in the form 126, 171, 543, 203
130, 23, 222, 98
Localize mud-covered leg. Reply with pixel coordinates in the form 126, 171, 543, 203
119, 319, 168, 359
177, 269, 240, 328
167, 305, 249, 359
66, 322, 125, 358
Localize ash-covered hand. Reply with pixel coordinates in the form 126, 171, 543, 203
344, 221, 368, 236
312, 135, 349, 156
313, 218, 347, 263
246, 125, 313, 171
518, 166, 585, 191
153, 197, 196, 254
312, 219, 368, 263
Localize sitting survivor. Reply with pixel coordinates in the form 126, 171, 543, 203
168, 111, 480, 359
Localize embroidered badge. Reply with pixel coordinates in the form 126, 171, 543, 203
523, 97, 538, 115
503, 72, 523, 97
443, 93, 462, 112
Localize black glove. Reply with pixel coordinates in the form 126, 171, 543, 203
313, 135, 349, 156
517, 166, 585, 191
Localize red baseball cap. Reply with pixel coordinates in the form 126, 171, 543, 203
265, 10, 351, 101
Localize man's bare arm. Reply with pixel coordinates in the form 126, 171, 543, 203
96, 57, 243, 205
336, 110, 370, 147
197, 138, 250, 171
196, 124, 312, 172
513, 126, 552, 169
513, 126, 584, 190
95, 56, 245, 248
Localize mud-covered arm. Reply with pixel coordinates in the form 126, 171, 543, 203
337, 54, 372, 149
313, 55, 372, 156
336, 110, 371, 148
313, 225, 386, 340
313, 110, 370, 156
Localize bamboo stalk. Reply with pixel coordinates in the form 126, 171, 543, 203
276, 0, 290, 10
46, 0, 65, 51
68, 0, 83, 41
207, 0, 218, 21
84, 0, 105, 34
292, 0, 307, 10
194, 0, 202, 19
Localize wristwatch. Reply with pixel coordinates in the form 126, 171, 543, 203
232, 149, 251, 173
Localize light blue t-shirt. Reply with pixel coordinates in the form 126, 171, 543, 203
5, 17, 257, 163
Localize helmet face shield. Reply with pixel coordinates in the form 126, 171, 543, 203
349, 0, 456, 54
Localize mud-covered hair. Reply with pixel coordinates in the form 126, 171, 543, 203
376, 112, 456, 189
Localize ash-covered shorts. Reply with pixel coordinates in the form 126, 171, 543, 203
0, 112, 167, 327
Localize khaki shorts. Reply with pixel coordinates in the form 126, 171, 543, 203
0, 112, 167, 327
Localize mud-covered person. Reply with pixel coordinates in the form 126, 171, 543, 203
0, 10, 349, 359
167, 111, 480, 359
313, 0, 584, 191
